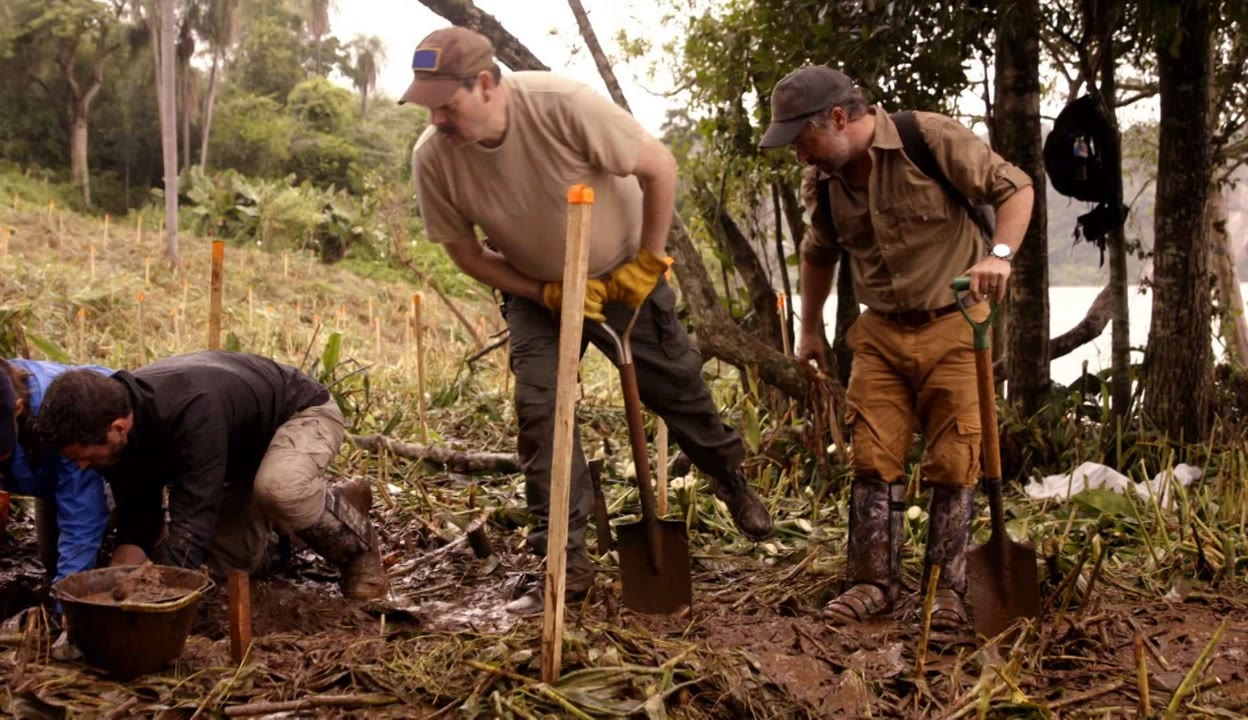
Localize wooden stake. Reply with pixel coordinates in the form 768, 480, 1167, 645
76, 308, 86, 361
778, 293, 791, 357
412, 293, 428, 442
144, 255, 151, 286
181, 279, 190, 322
228, 569, 251, 664
208, 240, 225, 349
541, 185, 594, 684
136, 292, 147, 364
374, 316, 382, 359
283, 252, 289, 280
47, 199, 54, 223
172, 307, 180, 349
135, 214, 142, 246
88, 243, 95, 280
103, 213, 110, 247
657, 419, 669, 515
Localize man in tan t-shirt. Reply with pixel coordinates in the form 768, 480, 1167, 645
760, 66, 1034, 630
402, 26, 773, 615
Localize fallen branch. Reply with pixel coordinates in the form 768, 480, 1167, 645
349, 433, 519, 474
224, 693, 397, 717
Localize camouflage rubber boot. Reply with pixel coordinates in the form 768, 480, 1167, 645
823, 478, 894, 625
922, 485, 976, 630
889, 481, 909, 598
297, 479, 389, 600
711, 470, 774, 541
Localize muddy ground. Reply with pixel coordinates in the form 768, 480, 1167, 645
2, 492, 1247, 718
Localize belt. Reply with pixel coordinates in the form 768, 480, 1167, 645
877, 294, 979, 327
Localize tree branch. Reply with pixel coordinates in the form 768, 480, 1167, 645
415, 0, 549, 71
565, 0, 630, 112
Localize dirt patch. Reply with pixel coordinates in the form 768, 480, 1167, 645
76, 563, 189, 605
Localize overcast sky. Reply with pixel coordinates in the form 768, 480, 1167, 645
330, 0, 681, 135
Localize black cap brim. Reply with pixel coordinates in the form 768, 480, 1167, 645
759, 117, 807, 149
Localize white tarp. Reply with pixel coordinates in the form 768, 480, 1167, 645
1024, 461, 1201, 509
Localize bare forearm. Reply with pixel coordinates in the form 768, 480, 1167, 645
799, 257, 836, 331
454, 247, 543, 301
638, 171, 676, 256
992, 185, 1034, 254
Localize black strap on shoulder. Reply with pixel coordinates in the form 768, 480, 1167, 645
892, 110, 973, 218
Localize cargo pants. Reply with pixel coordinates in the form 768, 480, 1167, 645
844, 302, 990, 488
504, 280, 745, 583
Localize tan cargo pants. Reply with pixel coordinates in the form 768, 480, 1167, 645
209, 398, 345, 574
844, 302, 989, 488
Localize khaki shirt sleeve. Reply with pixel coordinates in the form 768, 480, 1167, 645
916, 112, 1032, 208
559, 85, 644, 176
799, 165, 841, 266
414, 140, 475, 246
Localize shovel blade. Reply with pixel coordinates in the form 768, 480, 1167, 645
966, 536, 1041, 639
617, 519, 692, 615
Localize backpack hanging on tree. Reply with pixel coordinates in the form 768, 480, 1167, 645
1043, 94, 1128, 262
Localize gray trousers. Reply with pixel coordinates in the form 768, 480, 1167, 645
504, 280, 745, 574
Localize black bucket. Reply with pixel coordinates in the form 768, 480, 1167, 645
52, 565, 213, 679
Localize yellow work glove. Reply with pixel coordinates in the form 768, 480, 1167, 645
542, 278, 608, 322
606, 248, 667, 308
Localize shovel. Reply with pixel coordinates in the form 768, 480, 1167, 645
598, 309, 693, 615
951, 276, 1041, 638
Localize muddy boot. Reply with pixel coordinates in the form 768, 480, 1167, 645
889, 481, 907, 597
297, 480, 388, 600
504, 548, 596, 616
711, 470, 774, 541
922, 485, 975, 631
823, 478, 893, 625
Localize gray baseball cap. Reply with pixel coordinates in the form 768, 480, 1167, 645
759, 66, 857, 148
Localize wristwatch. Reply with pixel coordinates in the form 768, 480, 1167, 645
990, 243, 1013, 262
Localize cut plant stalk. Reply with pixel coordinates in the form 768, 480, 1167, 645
412, 293, 428, 442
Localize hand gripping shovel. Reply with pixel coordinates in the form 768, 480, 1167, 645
951, 277, 1041, 638
598, 309, 693, 614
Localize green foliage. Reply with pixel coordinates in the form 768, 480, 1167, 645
230, 10, 305, 100
209, 93, 296, 177
288, 131, 360, 193
287, 77, 354, 134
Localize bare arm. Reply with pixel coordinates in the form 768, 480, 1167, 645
796, 257, 837, 370
631, 133, 678, 256
443, 236, 544, 301
965, 185, 1035, 302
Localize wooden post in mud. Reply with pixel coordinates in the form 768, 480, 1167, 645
228, 570, 251, 664
208, 240, 225, 349
136, 292, 147, 365
541, 185, 594, 683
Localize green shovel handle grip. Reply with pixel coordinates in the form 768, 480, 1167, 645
950, 276, 999, 350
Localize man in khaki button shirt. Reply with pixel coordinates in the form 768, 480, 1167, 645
404, 27, 773, 615
761, 66, 1034, 630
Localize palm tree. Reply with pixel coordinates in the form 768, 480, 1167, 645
305, 0, 332, 75
197, 0, 238, 169
349, 34, 385, 118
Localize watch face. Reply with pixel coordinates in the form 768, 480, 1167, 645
992, 244, 1010, 259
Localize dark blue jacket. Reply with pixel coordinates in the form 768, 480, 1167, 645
2, 360, 112, 583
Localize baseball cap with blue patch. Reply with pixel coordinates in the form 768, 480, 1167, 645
398, 27, 497, 107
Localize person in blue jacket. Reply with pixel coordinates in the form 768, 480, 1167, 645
1, 358, 113, 585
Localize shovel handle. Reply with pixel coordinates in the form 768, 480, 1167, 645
953, 277, 1007, 541
600, 309, 663, 575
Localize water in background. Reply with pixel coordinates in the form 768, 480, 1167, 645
793, 284, 1246, 386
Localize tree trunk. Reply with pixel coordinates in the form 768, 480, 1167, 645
1141, 0, 1215, 442
180, 71, 191, 172
360, 85, 368, 119
1210, 187, 1248, 366
566, 0, 629, 111
415, 0, 549, 71
699, 191, 783, 350
70, 110, 91, 208
994, 0, 1049, 416
1092, 3, 1133, 421
160, 0, 180, 267
200, 51, 220, 168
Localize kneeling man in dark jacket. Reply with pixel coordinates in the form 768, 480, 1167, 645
37, 351, 387, 600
